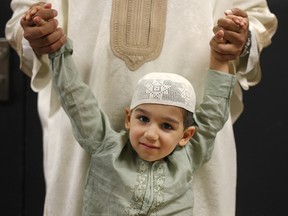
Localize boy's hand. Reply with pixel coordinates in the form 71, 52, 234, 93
20, 2, 66, 55
209, 30, 229, 73
22, 2, 48, 22
212, 8, 249, 61
211, 14, 247, 62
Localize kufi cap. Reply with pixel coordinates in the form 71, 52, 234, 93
130, 72, 196, 112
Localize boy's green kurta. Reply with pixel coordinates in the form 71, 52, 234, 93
49, 39, 236, 216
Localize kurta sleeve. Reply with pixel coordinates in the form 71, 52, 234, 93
189, 70, 237, 168
49, 39, 114, 153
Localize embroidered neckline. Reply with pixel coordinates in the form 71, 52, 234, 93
125, 158, 165, 215
110, 0, 168, 71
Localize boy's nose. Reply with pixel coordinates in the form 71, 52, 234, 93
144, 125, 159, 141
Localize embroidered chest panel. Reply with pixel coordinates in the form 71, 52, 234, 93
111, 0, 167, 71
125, 159, 165, 215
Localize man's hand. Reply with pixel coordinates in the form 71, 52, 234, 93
20, 2, 66, 55
211, 8, 249, 61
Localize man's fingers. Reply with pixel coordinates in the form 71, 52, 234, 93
43, 3, 52, 9
222, 30, 246, 46
29, 28, 65, 48
225, 8, 248, 18
34, 9, 58, 21
23, 18, 59, 40
32, 34, 67, 55
217, 17, 246, 33
214, 30, 227, 43
20, 2, 64, 55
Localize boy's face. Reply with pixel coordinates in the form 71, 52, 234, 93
125, 104, 195, 162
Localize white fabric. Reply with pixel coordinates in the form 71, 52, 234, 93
5, 0, 278, 216
130, 72, 196, 113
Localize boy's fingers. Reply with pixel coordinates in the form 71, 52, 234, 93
23, 3, 57, 22
33, 16, 47, 26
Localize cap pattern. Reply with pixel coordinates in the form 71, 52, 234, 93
145, 80, 171, 100
130, 72, 196, 112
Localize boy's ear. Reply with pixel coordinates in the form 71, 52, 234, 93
125, 108, 132, 129
178, 126, 195, 147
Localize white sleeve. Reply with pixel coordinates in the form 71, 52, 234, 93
5, 0, 51, 92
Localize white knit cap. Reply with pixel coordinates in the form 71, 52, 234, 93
130, 72, 196, 112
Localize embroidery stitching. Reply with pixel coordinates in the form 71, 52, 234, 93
150, 161, 165, 215
125, 159, 165, 215
111, 0, 167, 71
145, 80, 171, 100
125, 159, 149, 215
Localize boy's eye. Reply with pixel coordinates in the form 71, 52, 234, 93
138, 116, 149, 123
161, 123, 173, 130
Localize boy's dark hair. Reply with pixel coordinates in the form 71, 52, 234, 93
183, 110, 195, 129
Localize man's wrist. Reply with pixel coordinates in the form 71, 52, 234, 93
240, 30, 252, 57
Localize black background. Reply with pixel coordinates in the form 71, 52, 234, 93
234, 0, 288, 215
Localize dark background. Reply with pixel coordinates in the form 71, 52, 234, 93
234, 0, 288, 215
0, 1, 45, 216
0, 0, 287, 215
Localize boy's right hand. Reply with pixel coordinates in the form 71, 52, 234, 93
211, 14, 247, 62
212, 8, 249, 62
209, 15, 246, 73
20, 2, 66, 55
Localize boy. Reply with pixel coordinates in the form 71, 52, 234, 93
48, 28, 236, 214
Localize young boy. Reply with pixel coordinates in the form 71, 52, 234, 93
47, 26, 237, 214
